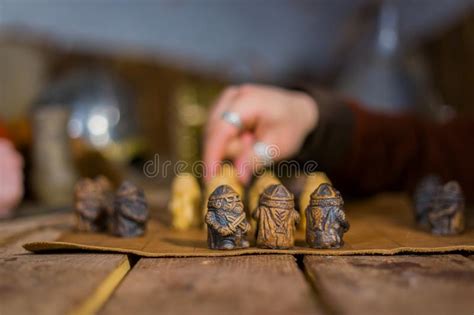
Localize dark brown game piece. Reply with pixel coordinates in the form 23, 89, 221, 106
111, 181, 149, 237
205, 185, 250, 250
413, 175, 442, 228
305, 183, 349, 249
74, 176, 113, 232
252, 184, 300, 249
429, 181, 465, 235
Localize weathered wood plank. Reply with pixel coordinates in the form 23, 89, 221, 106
100, 255, 323, 315
0, 212, 73, 245
304, 255, 474, 315
0, 227, 130, 315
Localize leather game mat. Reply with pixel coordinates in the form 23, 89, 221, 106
24, 194, 474, 256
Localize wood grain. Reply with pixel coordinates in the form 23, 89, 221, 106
0, 212, 72, 245
100, 255, 322, 315
0, 226, 129, 315
304, 255, 474, 315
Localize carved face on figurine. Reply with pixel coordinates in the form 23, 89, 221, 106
429, 181, 465, 235
205, 185, 250, 250
112, 181, 149, 237
306, 183, 349, 249
208, 185, 243, 213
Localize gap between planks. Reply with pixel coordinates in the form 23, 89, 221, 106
99, 255, 324, 315
0, 220, 138, 315
68, 255, 138, 315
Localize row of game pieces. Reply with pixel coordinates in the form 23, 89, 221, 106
170, 165, 335, 232
74, 176, 149, 237
169, 165, 350, 249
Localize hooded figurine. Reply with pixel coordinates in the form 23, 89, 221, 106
413, 175, 442, 228
253, 184, 300, 249
306, 183, 349, 249
111, 181, 149, 237
298, 172, 332, 231
205, 185, 250, 250
74, 176, 114, 232
429, 181, 465, 235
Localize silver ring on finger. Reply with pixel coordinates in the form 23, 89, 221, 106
253, 141, 274, 166
221, 111, 243, 130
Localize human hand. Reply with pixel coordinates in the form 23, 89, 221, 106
204, 84, 318, 184
0, 139, 24, 218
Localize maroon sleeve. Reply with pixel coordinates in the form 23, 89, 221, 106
0, 121, 9, 139
299, 89, 474, 200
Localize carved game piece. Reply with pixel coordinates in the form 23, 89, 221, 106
202, 164, 244, 227
205, 185, 250, 250
305, 183, 349, 249
298, 172, 332, 231
428, 181, 465, 235
169, 173, 201, 230
74, 176, 114, 232
253, 184, 300, 249
248, 171, 281, 230
111, 181, 149, 237
413, 175, 442, 228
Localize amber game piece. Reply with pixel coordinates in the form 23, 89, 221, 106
429, 181, 465, 235
169, 173, 201, 230
253, 184, 300, 249
413, 175, 442, 228
74, 176, 114, 232
306, 183, 349, 249
299, 172, 332, 231
202, 164, 244, 226
111, 181, 149, 237
205, 185, 250, 250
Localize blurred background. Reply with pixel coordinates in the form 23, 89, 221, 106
0, 0, 473, 217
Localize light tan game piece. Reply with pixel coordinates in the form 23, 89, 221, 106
298, 172, 332, 231
169, 173, 202, 230
202, 164, 243, 227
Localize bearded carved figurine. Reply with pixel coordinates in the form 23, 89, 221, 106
202, 164, 243, 226
428, 181, 465, 235
253, 184, 300, 249
306, 183, 349, 249
413, 175, 442, 228
111, 181, 149, 237
74, 176, 114, 232
205, 185, 250, 250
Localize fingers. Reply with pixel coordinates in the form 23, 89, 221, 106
206, 86, 239, 134
233, 132, 255, 185
203, 90, 260, 182
0, 141, 24, 217
203, 120, 240, 181
233, 133, 277, 185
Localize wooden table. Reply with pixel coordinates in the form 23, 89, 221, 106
1, 211, 474, 315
